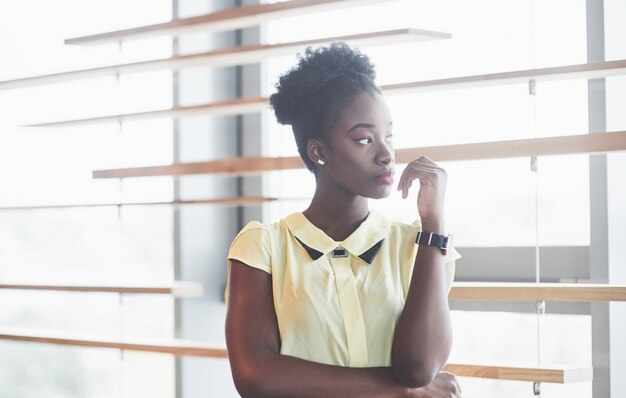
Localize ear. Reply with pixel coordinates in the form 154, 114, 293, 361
307, 139, 327, 166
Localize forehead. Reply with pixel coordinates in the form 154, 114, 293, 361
333, 91, 392, 131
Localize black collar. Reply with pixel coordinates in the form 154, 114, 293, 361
296, 237, 384, 264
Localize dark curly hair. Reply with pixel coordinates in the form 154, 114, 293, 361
269, 42, 380, 172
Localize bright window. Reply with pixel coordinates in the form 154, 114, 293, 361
263, 0, 590, 247
0, 1, 175, 397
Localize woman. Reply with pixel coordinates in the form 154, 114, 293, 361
225, 43, 462, 398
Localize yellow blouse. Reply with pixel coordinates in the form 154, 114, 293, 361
226, 210, 460, 368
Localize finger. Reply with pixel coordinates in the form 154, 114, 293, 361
402, 173, 414, 199
402, 160, 444, 176
398, 163, 442, 198
398, 170, 421, 198
398, 167, 411, 197
416, 155, 439, 167
400, 172, 409, 198
401, 167, 440, 186
403, 179, 414, 199
398, 166, 420, 198
397, 168, 404, 191
406, 160, 444, 174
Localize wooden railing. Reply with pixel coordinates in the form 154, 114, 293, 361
443, 363, 592, 384
2, 29, 448, 91
0, 328, 227, 357
6, 282, 624, 301
382, 59, 626, 94
0, 327, 592, 383
0, 282, 203, 297
25, 97, 269, 128
23, 60, 626, 127
65, 0, 393, 45
3, 282, 622, 382
0, 196, 285, 211
91, 131, 626, 179
449, 283, 626, 302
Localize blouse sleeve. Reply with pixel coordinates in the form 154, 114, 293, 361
227, 221, 272, 274
224, 221, 272, 303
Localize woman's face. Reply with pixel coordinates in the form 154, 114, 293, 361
318, 91, 395, 200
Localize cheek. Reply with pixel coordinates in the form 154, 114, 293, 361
332, 154, 367, 179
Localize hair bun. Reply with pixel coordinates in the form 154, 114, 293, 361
270, 42, 376, 126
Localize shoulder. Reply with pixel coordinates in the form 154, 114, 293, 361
229, 215, 294, 254
230, 220, 267, 247
231, 216, 287, 238
228, 220, 275, 275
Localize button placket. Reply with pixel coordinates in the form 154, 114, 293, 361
330, 247, 368, 367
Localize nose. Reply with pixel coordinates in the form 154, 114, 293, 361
376, 140, 394, 166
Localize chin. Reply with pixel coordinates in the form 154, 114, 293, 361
366, 186, 393, 200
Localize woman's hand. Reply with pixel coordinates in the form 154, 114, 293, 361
409, 372, 462, 398
397, 156, 447, 225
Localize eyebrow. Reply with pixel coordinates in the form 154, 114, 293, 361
346, 121, 393, 134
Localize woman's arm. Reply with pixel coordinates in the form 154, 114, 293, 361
226, 260, 414, 398
392, 156, 453, 388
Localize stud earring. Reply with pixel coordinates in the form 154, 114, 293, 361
317, 159, 325, 165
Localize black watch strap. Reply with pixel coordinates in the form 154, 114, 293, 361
416, 231, 449, 255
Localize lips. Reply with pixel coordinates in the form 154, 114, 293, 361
375, 170, 395, 185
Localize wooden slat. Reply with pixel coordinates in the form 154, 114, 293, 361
442, 363, 593, 384
0, 196, 286, 211
0, 328, 227, 358
382, 59, 626, 94
95, 156, 304, 178
0, 328, 591, 383
449, 283, 626, 302
3, 28, 448, 91
8, 281, 620, 302
64, 0, 391, 46
25, 60, 626, 127
92, 131, 626, 179
26, 97, 269, 128
0, 282, 203, 297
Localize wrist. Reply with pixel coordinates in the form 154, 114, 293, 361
420, 216, 445, 234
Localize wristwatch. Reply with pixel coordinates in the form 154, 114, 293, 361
415, 231, 451, 256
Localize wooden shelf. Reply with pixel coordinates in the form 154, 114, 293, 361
2, 28, 448, 91
92, 131, 626, 179
0, 328, 591, 383
442, 363, 592, 384
25, 60, 626, 127
0, 196, 288, 211
383, 59, 626, 94
5, 281, 622, 302
0, 328, 227, 358
0, 282, 203, 297
449, 282, 626, 302
25, 97, 269, 128
65, 0, 393, 46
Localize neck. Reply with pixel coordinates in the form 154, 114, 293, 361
302, 175, 370, 242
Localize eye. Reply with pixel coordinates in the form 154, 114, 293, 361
355, 137, 373, 145
385, 134, 394, 143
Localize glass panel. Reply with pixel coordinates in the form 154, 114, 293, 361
0, 341, 174, 398
262, 2, 593, 398
449, 310, 592, 398
0, 206, 173, 285
0, 1, 175, 397
263, 1, 589, 247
